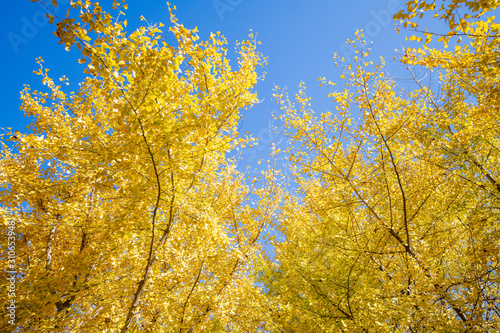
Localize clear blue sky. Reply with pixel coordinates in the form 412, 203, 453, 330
1, 0, 412, 167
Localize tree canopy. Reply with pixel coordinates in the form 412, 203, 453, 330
1, 1, 277, 331
259, 1, 500, 331
1, 0, 499, 332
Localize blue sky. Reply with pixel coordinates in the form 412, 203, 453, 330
2, 0, 413, 168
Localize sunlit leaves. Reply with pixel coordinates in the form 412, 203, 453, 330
259, 4, 500, 332
0, 1, 272, 332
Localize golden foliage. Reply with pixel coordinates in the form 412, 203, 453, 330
0, 1, 277, 332
3, 1, 500, 332
259, 1, 500, 331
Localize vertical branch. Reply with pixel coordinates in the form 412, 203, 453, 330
46, 225, 57, 272
80, 187, 94, 254
361, 73, 411, 252
120, 123, 163, 333
179, 256, 206, 332
79, 231, 87, 254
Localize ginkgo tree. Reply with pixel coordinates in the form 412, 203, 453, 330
0, 0, 280, 332
257, 0, 500, 332
3, 0, 500, 332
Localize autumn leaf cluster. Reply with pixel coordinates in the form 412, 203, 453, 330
1, 0, 500, 332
